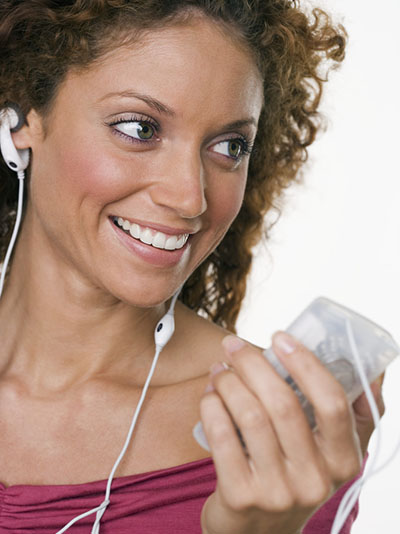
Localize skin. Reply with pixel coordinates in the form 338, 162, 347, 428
0, 14, 383, 534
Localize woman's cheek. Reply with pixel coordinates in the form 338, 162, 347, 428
52, 139, 130, 205
213, 174, 246, 226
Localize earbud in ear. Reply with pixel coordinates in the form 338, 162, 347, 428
0, 105, 30, 174
5, 103, 26, 132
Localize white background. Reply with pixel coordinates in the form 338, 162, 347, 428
236, 1, 400, 532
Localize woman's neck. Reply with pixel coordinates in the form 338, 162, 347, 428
0, 228, 169, 395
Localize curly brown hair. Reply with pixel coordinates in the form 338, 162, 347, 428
0, 0, 346, 332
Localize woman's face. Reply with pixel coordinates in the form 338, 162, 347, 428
22, 16, 263, 306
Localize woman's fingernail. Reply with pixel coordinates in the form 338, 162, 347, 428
273, 331, 297, 355
222, 335, 246, 354
210, 361, 229, 377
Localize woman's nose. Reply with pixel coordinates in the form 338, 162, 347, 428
148, 145, 208, 219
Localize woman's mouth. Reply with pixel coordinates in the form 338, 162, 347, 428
111, 216, 190, 251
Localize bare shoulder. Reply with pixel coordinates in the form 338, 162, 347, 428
172, 302, 236, 376
174, 301, 262, 355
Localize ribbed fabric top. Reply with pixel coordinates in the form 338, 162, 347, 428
0, 456, 362, 533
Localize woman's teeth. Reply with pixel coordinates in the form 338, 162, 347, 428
113, 217, 189, 251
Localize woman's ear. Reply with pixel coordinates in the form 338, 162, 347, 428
12, 108, 45, 150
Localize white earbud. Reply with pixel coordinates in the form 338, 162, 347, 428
0, 106, 30, 174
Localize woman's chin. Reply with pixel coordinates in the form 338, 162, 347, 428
96, 275, 183, 309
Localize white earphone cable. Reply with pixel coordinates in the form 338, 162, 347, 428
0, 170, 24, 298
54, 347, 163, 534
90, 344, 163, 534
55, 289, 181, 534
330, 319, 397, 533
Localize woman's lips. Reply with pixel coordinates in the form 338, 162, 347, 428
111, 216, 189, 250
109, 217, 192, 268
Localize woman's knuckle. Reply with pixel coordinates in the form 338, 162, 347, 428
208, 421, 232, 446
291, 467, 332, 508
319, 393, 349, 421
255, 478, 294, 511
238, 405, 266, 430
328, 448, 362, 485
273, 395, 299, 420
339, 455, 362, 481
224, 484, 255, 512
268, 489, 295, 511
301, 479, 332, 507
230, 494, 253, 513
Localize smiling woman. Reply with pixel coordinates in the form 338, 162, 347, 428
0, 1, 382, 534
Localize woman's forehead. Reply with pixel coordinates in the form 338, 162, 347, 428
58, 17, 263, 120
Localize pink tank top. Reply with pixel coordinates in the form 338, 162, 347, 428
0, 456, 363, 533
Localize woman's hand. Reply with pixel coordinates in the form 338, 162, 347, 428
200, 332, 384, 534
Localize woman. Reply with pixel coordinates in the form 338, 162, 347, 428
0, 1, 384, 533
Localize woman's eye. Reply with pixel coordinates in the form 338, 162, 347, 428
212, 139, 246, 160
113, 120, 156, 141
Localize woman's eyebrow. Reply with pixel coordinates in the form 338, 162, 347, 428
99, 90, 176, 116
221, 118, 258, 130
99, 90, 258, 129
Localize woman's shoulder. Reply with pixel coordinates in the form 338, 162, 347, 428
174, 302, 235, 370
172, 302, 263, 381
177, 302, 231, 339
